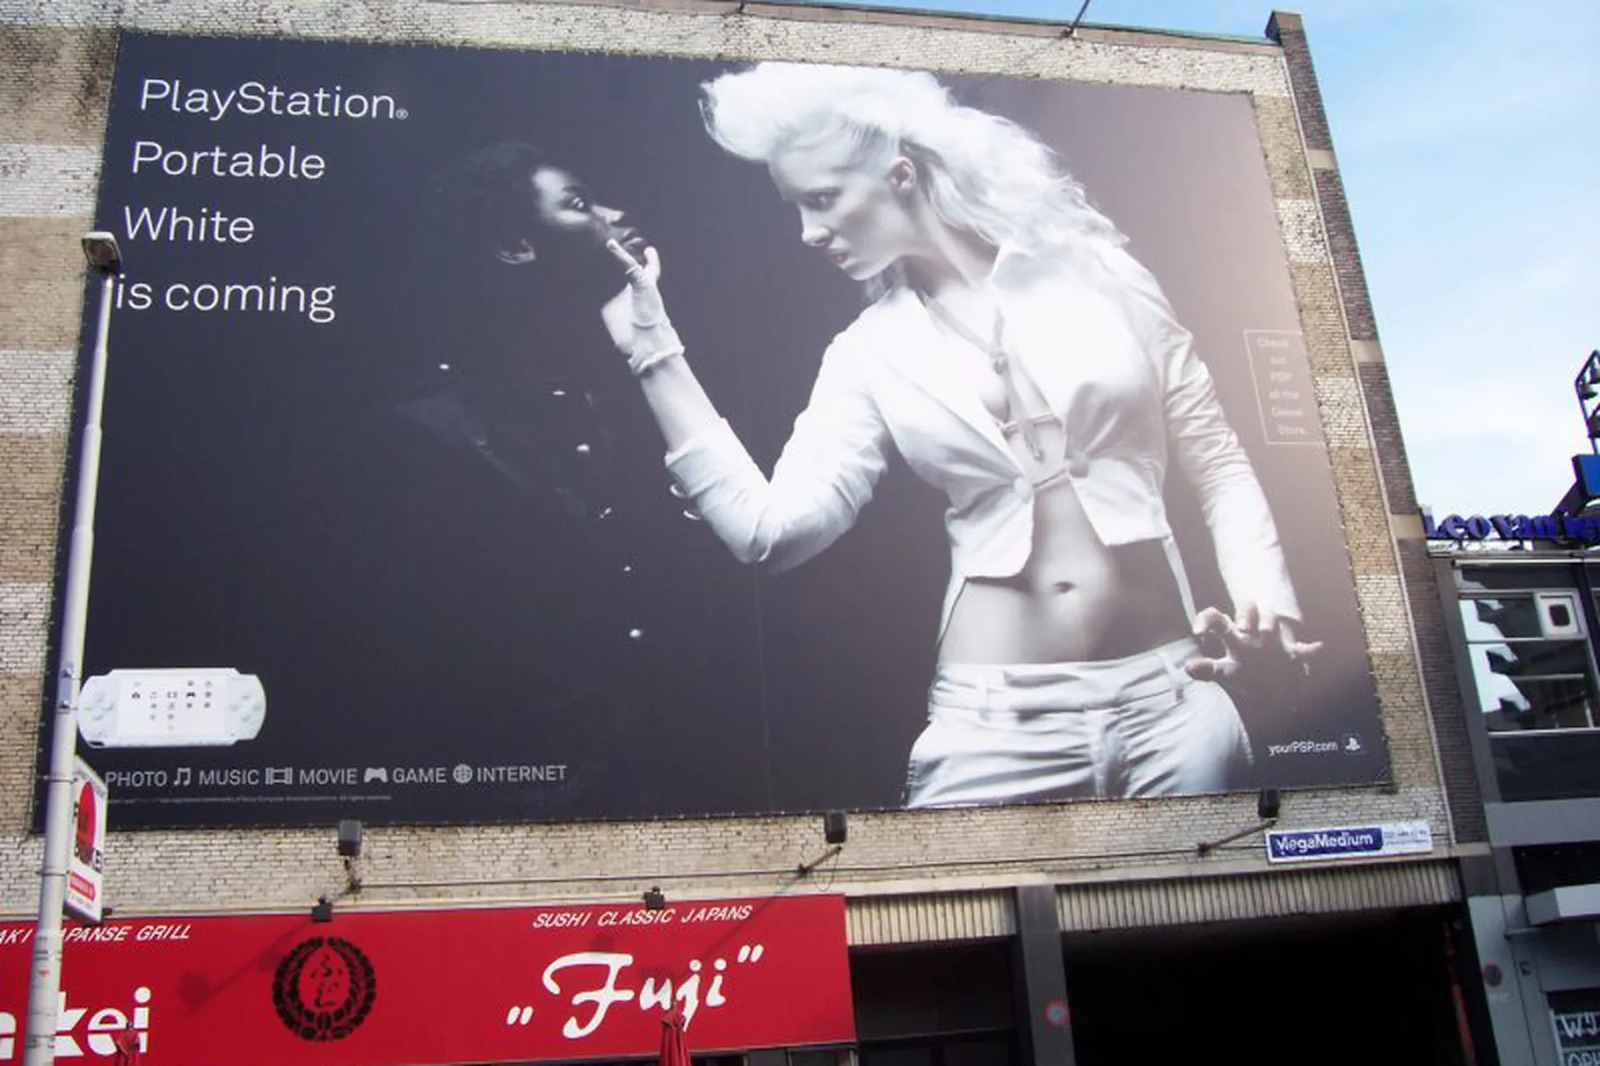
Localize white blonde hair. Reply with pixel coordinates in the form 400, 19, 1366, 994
700, 62, 1126, 293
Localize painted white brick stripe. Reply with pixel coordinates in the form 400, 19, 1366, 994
0, 582, 51, 674
1313, 375, 1368, 451
1275, 198, 1330, 264
0, 144, 98, 217
0, 0, 1292, 95
1357, 572, 1413, 655
0, 350, 76, 433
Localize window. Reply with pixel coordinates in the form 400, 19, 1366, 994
789, 1049, 856, 1066
1458, 566, 1576, 592
858, 1034, 1016, 1066
1459, 593, 1598, 732
1512, 843, 1600, 895
1548, 988, 1600, 1065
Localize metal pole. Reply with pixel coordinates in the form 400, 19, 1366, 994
1063, 0, 1092, 36
25, 249, 119, 1066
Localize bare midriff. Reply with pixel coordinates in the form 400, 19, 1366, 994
937, 421, 1189, 665
920, 287, 1189, 665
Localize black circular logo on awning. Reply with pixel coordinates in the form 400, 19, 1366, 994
273, 936, 377, 1041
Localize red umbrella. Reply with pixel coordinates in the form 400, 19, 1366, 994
111, 1022, 140, 1066
659, 1007, 690, 1066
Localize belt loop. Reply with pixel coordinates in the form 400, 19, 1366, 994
993, 667, 1010, 711
992, 665, 1021, 718
1159, 641, 1189, 692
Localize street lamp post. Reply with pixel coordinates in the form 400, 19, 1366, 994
24, 232, 122, 1066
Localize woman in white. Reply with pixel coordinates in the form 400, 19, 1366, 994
602, 62, 1318, 807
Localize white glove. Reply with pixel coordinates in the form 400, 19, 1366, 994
599, 246, 683, 376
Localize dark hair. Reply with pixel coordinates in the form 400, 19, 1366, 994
432, 141, 551, 252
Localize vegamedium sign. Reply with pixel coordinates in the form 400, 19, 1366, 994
1265, 822, 1434, 864
53, 32, 1388, 827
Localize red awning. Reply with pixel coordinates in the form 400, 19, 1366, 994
0, 895, 854, 1065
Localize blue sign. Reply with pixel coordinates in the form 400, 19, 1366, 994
1265, 822, 1433, 863
1577, 454, 1600, 499
1422, 509, 1600, 545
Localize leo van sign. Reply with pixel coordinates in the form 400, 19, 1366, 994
0, 896, 853, 1066
1422, 508, 1600, 545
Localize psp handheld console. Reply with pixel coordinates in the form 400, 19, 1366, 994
78, 668, 266, 747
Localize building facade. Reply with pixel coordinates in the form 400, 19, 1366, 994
1431, 539, 1600, 1066
0, 3, 1492, 1064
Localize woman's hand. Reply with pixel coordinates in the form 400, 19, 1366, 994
594, 242, 715, 451
1184, 602, 1322, 687
599, 245, 674, 361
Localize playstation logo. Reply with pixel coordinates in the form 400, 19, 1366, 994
1341, 733, 1364, 754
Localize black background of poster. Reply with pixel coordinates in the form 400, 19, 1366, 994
43, 33, 1389, 827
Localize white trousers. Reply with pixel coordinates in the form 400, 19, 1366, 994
904, 637, 1251, 807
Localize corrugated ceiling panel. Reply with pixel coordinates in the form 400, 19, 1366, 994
1057, 861, 1459, 932
841, 863, 1458, 947
846, 889, 1016, 946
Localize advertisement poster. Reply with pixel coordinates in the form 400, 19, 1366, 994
51, 33, 1389, 827
67, 758, 108, 923
0, 896, 854, 1064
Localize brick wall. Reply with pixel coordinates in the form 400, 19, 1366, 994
0, 1, 1468, 917
1269, 9, 1484, 841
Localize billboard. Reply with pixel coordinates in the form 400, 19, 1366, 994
0, 895, 854, 1064
51, 32, 1389, 826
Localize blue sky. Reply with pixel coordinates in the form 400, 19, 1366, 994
800, 0, 1599, 514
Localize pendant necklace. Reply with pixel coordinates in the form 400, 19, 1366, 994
923, 296, 1047, 462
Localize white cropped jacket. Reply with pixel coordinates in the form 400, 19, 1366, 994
662, 244, 1302, 638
